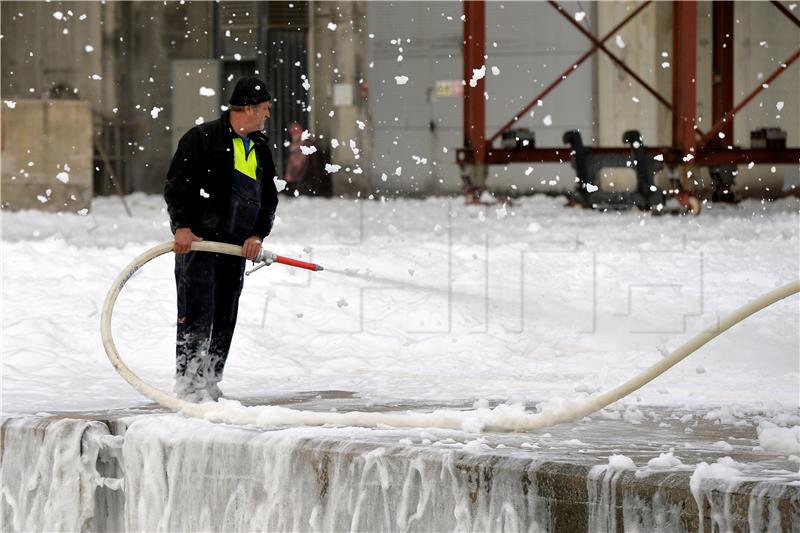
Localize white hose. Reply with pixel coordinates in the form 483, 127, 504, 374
101, 241, 799, 432
502, 279, 800, 432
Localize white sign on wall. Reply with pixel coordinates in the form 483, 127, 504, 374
333, 84, 353, 107
435, 80, 464, 97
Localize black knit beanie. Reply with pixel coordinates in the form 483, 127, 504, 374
229, 77, 271, 106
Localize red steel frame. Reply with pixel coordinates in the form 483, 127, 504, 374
710, 1, 734, 148
672, 1, 697, 157
463, 1, 487, 168
457, 0, 800, 173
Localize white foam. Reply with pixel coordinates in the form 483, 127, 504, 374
1, 194, 798, 420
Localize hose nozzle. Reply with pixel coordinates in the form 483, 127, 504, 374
246, 247, 324, 276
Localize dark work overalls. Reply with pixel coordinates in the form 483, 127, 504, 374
174, 134, 263, 390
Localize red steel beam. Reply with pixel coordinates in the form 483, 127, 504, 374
488, 1, 652, 145
457, 146, 800, 167
694, 149, 800, 166
697, 47, 800, 150
672, 1, 697, 156
463, 1, 486, 165
458, 146, 680, 165
711, 1, 734, 146
485, 147, 675, 164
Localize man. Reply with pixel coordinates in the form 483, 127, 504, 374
283, 122, 332, 197
164, 77, 279, 402
283, 123, 310, 194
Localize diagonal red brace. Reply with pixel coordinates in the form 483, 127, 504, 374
697, 47, 800, 150
771, 0, 800, 28
488, 1, 652, 144
549, 1, 671, 110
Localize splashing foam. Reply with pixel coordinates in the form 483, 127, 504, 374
181, 396, 594, 433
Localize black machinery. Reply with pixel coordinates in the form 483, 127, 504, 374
564, 129, 670, 211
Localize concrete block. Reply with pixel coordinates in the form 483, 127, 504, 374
3, 400, 798, 532
1, 99, 93, 212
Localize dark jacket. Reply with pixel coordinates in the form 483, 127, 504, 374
164, 112, 279, 242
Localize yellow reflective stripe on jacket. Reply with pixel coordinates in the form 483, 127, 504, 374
232, 137, 258, 180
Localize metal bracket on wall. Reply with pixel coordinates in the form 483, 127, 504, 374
93, 134, 132, 217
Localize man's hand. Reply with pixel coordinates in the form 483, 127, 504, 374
173, 227, 202, 254
242, 235, 263, 260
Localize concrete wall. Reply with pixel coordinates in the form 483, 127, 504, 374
170, 60, 222, 152
4, 414, 798, 532
308, 1, 372, 197
1, 100, 93, 212
1, 1, 213, 196
103, 2, 213, 194
1, 2, 109, 111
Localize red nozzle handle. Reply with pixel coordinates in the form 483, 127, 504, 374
275, 255, 324, 271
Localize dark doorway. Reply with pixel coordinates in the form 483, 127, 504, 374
264, 2, 309, 180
